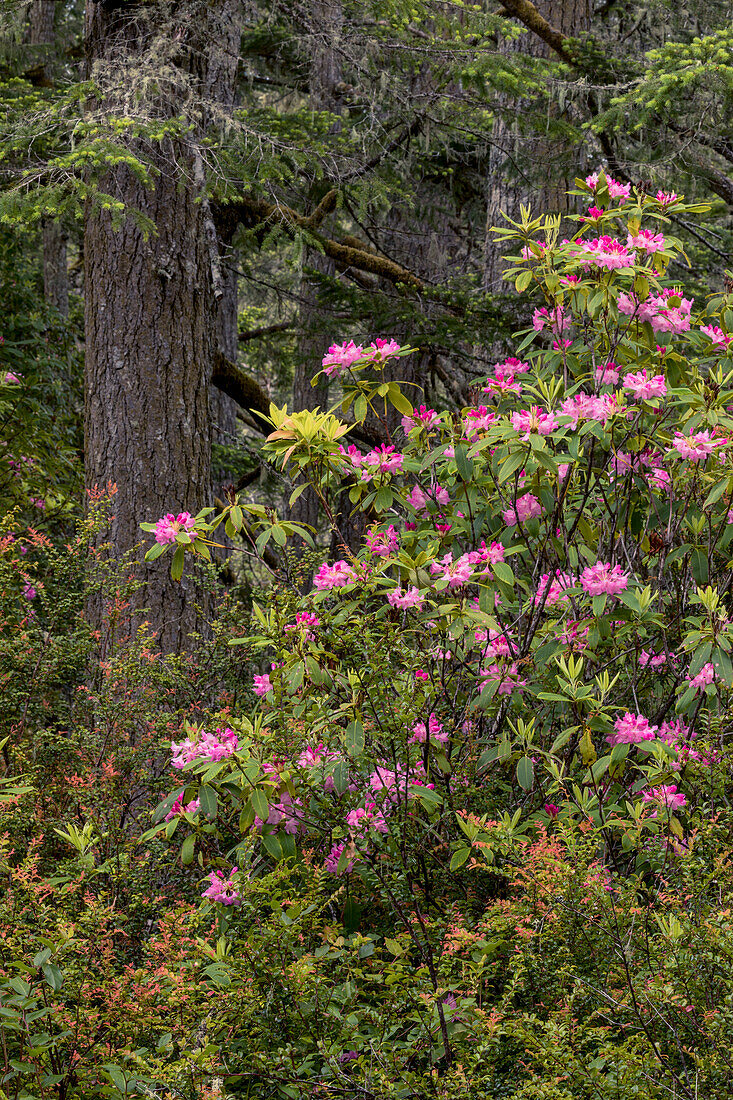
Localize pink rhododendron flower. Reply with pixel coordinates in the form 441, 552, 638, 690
357, 445, 404, 481
544, 803, 559, 817
322, 340, 364, 376
688, 662, 715, 693
430, 552, 476, 588
365, 525, 399, 556
642, 784, 686, 812
559, 391, 620, 429
411, 713, 448, 744
503, 493, 542, 527
483, 359, 527, 396
387, 586, 424, 609
511, 406, 558, 439
462, 406, 497, 438
533, 570, 577, 608
655, 190, 679, 206
165, 795, 200, 821
595, 363, 620, 386
532, 305, 569, 333
700, 324, 733, 347
607, 712, 658, 746
154, 511, 196, 545
622, 369, 667, 400
401, 405, 441, 433
22, 583, 36, 599
627, 229, 665, 253
253, 673, 273, 697
668, 428, 726, 462
578, 235, 633, 270
585, 173, 631, 202
171, 727, 239, 768
314, 560, 357, 589
479, 662, 527, 696
3, 372, 20, 384
408, 484, 450, 513
202, 866, 241, 906
324, 842, 354, 874
579, 560, 629, 597
618, 288, 693, 334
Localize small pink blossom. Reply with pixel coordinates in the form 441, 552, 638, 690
642, 785, 686, 812
202, 866, 241, 906
358, 445, 404, 480
655, 190, 679, 207
503, 493, 542, 527
579, 560, 629, 597
365, 525, 399, 556
154, 512, 196, 545
595, 363, 619, 386
253, 673, 273, 697
688, 662, 715, 693
608, 712, 658, 746
668, 428, 726, 462
171, 727, 239, 768
700, 324, 733, 347
322, 340, 365, 377
387, 586, 424, 609
622, 369, 667, 400
511, 406, 558, 439
411, 713, 448, 744
532, 305, 569, 333
627, 229, 665, 253
3, 372, 20, 384
22, 583, 36, 600
479, 662, 527, 696
401, 405, 441, 433
430, 552, 476, 588
408, 484, 450, 513
578, 235, 633, 270
165, 795, 201, 821
314, 560, 357, 589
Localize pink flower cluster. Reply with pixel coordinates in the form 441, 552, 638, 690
314, 560, 358, 589
618, 288, 693, 334
401, 405, 442, 433
533, 305, 569, 334
387, 586, 424, 609
171, 727, 239, 768
622, 369, 667, 400
322, 337, 402, 377
608, 712, 658, 746
503, 492, 542, 527
154, 512, 196, 544
642, 785, 686, 813
483, 358, 529, 396
410, 713, 447, 745
688, 662, 715, 693
577, 236, 633, 271
408, 484, 450, 513
558, 391, 619, 429
700, 324, 732, 348
511, 406, 558, 439
165, 794, 200, 821
202, 866, 241, 906
668, 428, 726, 462
366, 525, 399, 556
585, 172, 631, 202
579, 561, 629, 597
462, 406, 497, 440
627, 229, 665, 254
479, 662, 527, 696
533, 570, 577, 609
253, 673, 273, 697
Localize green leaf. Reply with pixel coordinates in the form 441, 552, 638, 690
516, 756, 534, 790
261, 832, 284, 860
450, 847, 471, 871
251, 789, 269, 821
454, 444, 473, 483
345, 720, 365, 758
180, 834, 195, 866
170, 545, 185, 582
41, 964, 63, 992
386, 383, 414, 416
198, 784, 218, 820
144, 542, 166, 561
492, 561, 514, 586
704, 476, 730, 509
515, 269, 532, 292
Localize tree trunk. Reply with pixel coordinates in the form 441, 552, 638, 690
27, 1, 69, 316
83, 0, 240, 653
483, 0, 592, 290
292, 0, 343, 541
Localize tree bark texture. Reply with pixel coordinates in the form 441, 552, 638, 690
83, 0, 241, 652
483, 0, 592, 291
27, 1, 69, 315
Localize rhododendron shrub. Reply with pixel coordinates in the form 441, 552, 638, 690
145, 178, 733, 1098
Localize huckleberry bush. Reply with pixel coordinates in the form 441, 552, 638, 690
143, 176, 733, 1098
